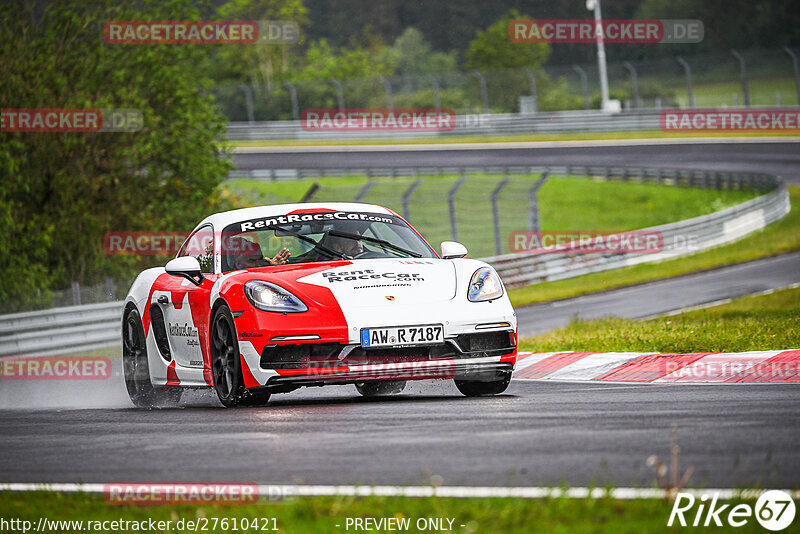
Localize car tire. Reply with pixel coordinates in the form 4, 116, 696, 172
122, 306, 182, 408
355, 380, 406, 397
211, 304, 252, 408
454, 371, 512, 397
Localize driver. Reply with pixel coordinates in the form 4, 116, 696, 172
225, 236, 290, 270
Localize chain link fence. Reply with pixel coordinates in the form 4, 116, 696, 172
213, 47, 800, 121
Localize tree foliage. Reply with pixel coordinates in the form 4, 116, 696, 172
464, 10, 549, 71
384, 28, 458, 76
0, 0, 232, 310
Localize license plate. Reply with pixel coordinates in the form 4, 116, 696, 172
361, 324, 444, 348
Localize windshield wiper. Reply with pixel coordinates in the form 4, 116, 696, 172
327, 230, 423, 258
264, 225, 348, 260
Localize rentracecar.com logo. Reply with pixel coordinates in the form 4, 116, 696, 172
668, 490, 795, 530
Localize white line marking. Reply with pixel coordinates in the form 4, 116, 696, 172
640, 282, 800, 320
1, 482, 799, 500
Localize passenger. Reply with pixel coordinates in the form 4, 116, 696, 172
225, 236, 289, 270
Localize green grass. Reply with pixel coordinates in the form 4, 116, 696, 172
519, 285, 800, 354
224, 175, 755, 259
229, 129, 799, 148
673, 78, 800, 108
508, 185, 800, 308
0, 491, 773, 534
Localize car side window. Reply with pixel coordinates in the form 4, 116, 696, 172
178, 224, 214, 274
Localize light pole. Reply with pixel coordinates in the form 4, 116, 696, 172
586, 0, 609, 111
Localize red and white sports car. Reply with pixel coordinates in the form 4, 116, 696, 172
123, 203, 517, 407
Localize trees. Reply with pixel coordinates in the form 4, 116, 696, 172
0, 0, 231, 310
464, 10, 549, 72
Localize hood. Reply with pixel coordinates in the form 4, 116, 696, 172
293, 258, 458, 307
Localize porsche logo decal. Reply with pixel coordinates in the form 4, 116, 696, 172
385, 295, 395, 301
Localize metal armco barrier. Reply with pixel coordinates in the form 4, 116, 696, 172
487, 180, 789, 288
225, 109, 666, 140
0, 301, 122, 358
0, 167, 788, 357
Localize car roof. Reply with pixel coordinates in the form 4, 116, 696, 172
195, 202, 398, 231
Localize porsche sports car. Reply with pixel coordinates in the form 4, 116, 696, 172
123, 202, 518, 407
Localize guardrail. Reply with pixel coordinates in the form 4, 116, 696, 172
0, 166, 788, 357
0, 301, 122, 358
486, 173, 789, 287
225, 109, 667, 140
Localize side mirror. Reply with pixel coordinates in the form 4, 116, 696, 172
441, 241, 467, 259
165, 256, 204, 286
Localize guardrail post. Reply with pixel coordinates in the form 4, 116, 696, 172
402, 179, 423, 221
378, 76, 393, 109
675, 57, 696, 108
447, 177, 467, 241
470, 71, 489, 113
783, 47, 800, 106
491, 177, 511, 256
426, 74, 441, 110
355, 181, 374, 202
71, 282, 81, 306
730, 49, 750, 107
528, 171, 549, 232
522, 68, 538, 113
329, 79, 345, 110
238, 83, 255, 123
622, 61, 641, 109
572, 65, 590, 110
283, 81, 300, 120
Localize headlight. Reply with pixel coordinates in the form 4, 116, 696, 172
244, 281, 308, 313
468, 267, 504, 302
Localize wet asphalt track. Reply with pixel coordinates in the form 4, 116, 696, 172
232, 139, 800, 184
1, 140, 798, 489
0, 378, 798, 488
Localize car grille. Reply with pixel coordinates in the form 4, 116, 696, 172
260, 331, 515, 370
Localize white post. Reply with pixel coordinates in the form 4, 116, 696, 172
587, 0, 609, 111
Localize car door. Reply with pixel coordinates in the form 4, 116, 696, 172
150, 225, 215, 369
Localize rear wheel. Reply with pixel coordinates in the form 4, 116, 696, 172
355, 381, 406, 397
454, 371, 511, 397
122, 307, 181, 408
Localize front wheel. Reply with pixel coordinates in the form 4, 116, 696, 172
210, 305, 270, 407
122, 307, 181, 408
211, 305, 246, 407
454, 371, 511, 397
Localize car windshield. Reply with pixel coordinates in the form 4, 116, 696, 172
220, 209, 437, 272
